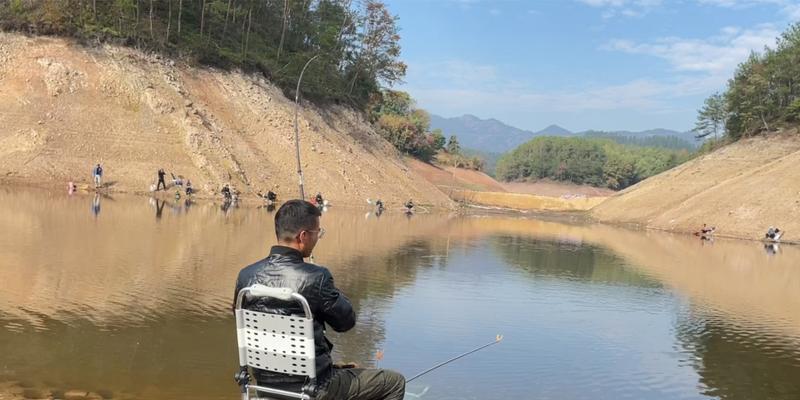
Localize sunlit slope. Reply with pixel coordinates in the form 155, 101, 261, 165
0, 33, 451, 207
592, 134, 800, 241
406, 157, 507, 192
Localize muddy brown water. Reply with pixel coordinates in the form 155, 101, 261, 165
0, 189, 799, 399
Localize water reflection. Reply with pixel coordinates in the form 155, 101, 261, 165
675, 306, 800, 400
91, 193, 101, 217
491, 236, 661, 287
764, 242, 780, 256
1, 188, 800, 399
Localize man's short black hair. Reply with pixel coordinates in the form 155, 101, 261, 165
275, 200, 322, 242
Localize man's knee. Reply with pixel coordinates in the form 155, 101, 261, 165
381, 369, 405, 398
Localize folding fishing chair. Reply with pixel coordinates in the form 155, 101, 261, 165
234, 285, 317, 400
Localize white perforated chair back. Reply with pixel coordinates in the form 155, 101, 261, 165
235, 286, 317, 379
241, 309, 316, 377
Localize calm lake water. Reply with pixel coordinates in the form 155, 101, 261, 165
1, 188, 799, 400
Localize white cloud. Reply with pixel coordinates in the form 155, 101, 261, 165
783, 3, 800, 20
696, 0, 800, 20
403, 52, 727, 120
604, 24, 779, 78
580, 0, 627, 6
582, 0, 800, 20
577, 0, 663, 17
696, 0, 777, 8
404, 74, 718, 119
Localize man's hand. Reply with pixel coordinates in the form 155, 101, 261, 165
333, 362, 359, 369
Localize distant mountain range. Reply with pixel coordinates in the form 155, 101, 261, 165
429, 114, 697, 153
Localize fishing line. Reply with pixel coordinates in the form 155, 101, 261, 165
406, 335, 504, 383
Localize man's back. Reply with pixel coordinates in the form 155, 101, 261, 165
234, 245, 355, 385
233, 200, 405, 400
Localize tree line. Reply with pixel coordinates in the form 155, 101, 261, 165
368, 89, 483, 168
495, 136, 691, 190
0, 0, 406, 106
583, 131, 696, 151
694, 23, 800, 141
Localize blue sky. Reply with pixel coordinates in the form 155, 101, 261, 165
384, 0, 800, 132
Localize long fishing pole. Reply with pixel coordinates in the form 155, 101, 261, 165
406, 335, 503, 383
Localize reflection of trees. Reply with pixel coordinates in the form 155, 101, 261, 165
490, 235, 661, 288
675, 308, 800, 400
328, 239, 443, 366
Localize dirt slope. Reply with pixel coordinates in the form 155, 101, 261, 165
0, 33, 451, 208
502, 180, 614, 198
592, 133, 800, 241
406, 158, 506, 193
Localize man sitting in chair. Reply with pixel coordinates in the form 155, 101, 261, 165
233, 200, 406, 400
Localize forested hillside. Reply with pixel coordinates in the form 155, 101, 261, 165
0, 0, 404, 106
496, 137, 691, 190
583, 131, 695, 151
693, 23, 800, 141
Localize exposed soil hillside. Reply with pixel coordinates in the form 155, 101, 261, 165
406, 157, 506, 193
408, 158, 608, 211
592, 133, 800, 241
502, 180, 614, 198
0, 33, 452, 208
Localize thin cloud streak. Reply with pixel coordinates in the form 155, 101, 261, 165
404, 75, 719, 116
604, 25, 779, 77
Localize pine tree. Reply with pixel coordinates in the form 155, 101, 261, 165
693, 93, 728, 139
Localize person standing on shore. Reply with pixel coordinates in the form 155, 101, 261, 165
93, 164, 103, 188
157, 168, 167, 191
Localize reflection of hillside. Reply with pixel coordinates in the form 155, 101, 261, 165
0, 236, 447, 398
0, 190, 455, 399
0, 189, 272, 326
4, 188, 800, 400
585, 226, 800, 339
675, 307, 800, 399
3, 190, 798, 338
490, 235, 661, 287
447, 216, 800, 400
0, 189, 453, 326
437, 217, 800, 339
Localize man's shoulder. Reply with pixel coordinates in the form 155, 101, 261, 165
237, 256, 329, 275
236, 256, 272, 277
299, 261, 332, 279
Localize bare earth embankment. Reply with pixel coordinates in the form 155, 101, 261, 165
0, 33, 452, 208
502, 180, 614, 198
408, 158, 608, 211
592, 133, 800, 241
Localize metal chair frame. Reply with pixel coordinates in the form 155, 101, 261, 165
234, 285, 317, 400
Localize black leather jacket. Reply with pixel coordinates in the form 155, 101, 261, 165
233, 246, 356, 386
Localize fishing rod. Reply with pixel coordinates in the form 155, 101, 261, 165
406, 334, 503, 383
